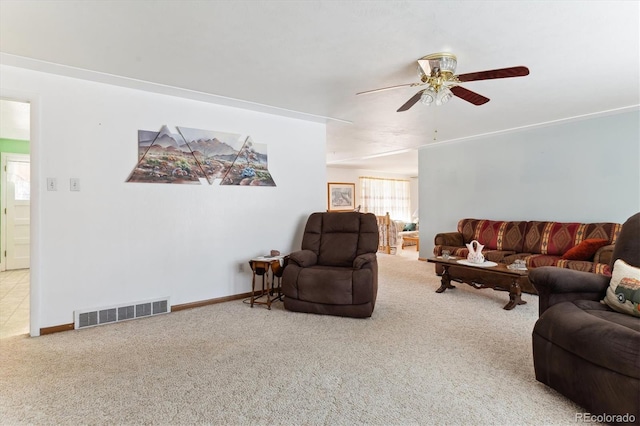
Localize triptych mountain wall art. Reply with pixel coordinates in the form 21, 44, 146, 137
126, 125, 276, 186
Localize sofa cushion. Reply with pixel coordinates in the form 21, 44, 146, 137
458, 219, 527, 251
603, 259, 640, 317
524, 221, 621, 256
534, 299, 640, 379
581, 222, 623, 245
484, 250, 516, 263
523, 222, 581, 255
553, 260, 612, 276
562, 238, 610, 261
525, 254, 561, 268
525, 254, 612, 275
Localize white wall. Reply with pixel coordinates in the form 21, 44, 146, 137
0, 99, 30, 140
326, 166, 418, 221
418, 109, 640, 257
1, 65, 327, 331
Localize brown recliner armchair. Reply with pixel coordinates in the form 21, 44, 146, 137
282, 212, 379, 318
529, 212, 640, 424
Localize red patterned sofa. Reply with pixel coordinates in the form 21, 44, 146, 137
433, 219, 622, 293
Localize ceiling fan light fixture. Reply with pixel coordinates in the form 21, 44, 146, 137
435, 86, 453, 106
420, 87, 436, 105
438, 56, 457, 75
420, 53, 457, 78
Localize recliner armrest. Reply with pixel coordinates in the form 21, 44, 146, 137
530, 267, 610, 294
353, 253, 377, 269
529, 266, 610, 316
288, 249, 317, 267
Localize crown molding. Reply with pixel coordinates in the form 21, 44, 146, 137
0, 53, 351, 125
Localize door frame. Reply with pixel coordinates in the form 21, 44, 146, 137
1, 152, 31, 272
0, 89, 40, 337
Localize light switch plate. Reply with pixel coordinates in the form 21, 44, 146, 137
70, 178, 80, 191
47, 178, 57, 191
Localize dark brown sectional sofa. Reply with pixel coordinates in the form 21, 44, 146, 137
433, 218, 622, 293
529, 213, 640, 424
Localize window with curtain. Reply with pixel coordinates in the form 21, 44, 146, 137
359, 177, 411, 221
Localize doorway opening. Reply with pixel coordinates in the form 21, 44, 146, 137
0, 99, 31, 338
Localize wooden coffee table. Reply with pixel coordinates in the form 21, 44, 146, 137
427, 256, 529, 310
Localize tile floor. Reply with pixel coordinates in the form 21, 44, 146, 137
0, 269, 30, 338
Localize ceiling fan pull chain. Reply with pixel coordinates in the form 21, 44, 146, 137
433, 107, 439, 141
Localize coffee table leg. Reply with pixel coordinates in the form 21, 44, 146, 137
436, 265, 456, 293
503, 278, 527, 310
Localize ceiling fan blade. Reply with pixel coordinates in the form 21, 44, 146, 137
356, 82, 422, 96
456, 66, 529, 82
397, 90, 425, 112
450, 86, 490, 106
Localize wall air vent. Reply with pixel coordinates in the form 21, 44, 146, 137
74, 297, 170, 330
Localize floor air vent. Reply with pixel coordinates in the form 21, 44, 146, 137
74, 297, 170, 329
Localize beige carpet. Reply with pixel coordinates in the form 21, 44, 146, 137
0, 252, 586, 425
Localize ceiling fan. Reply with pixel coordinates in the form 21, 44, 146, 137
357, 53, 529, 112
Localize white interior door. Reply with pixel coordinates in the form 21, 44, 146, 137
5, 155, 30, 270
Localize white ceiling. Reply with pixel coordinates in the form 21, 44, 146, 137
1, 1, 639, 176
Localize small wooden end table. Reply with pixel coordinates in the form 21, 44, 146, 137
248, 256, 285, 309
427, 256, 529, 310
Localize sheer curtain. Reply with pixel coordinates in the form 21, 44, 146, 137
359, 177, 411, 221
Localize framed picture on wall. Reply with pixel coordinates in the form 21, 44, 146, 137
327, 182, 356, 211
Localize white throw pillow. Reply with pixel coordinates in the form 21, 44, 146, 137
603, 259, 640, 317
